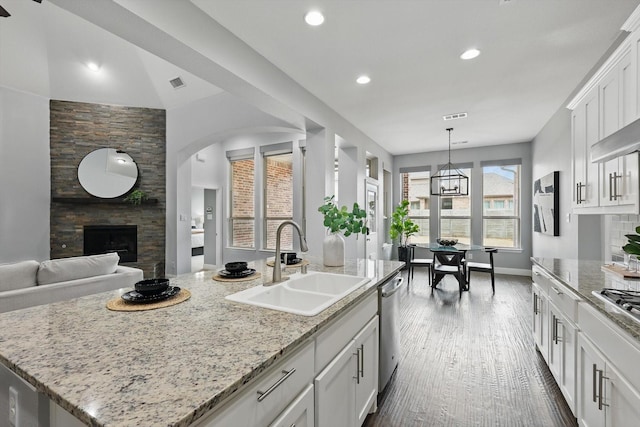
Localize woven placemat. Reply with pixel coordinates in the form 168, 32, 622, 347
106, 289, 191, 312
212, 272, 262, 282
266, 259, 309, 268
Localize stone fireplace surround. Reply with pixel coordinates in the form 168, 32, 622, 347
49, 100, 166, 277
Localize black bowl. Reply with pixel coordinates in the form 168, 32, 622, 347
135, 278, 170, 294
225, 261, 248, 273
436, 238, 458, 247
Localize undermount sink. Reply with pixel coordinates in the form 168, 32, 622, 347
225, 271, 370, 316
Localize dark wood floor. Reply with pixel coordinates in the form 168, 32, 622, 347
364, 270, 578, 427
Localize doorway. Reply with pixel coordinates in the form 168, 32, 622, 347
191, 187, 217, 272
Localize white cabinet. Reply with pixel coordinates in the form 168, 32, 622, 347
548, 300, 578, 414
269, 384, 314, 427
599, 50, 640, 210
354, 316, 379, 426
572, 86, 600, 208
315, 316, 378, 427
197, 341, 316, 427
532, 265, 581, 415
569, 30, 640, 214
577, 333, 640, 427
532, 281, 549, 359
576, 301, 640, 427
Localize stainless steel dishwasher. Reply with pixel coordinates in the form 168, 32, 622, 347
378, 272, 404, 394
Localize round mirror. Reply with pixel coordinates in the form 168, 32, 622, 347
78, 148, 138, 198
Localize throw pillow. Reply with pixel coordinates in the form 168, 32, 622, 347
37, 253, 120, 286
0, 260, 40, 292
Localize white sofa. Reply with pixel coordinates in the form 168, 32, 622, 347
0, 253, 144, 313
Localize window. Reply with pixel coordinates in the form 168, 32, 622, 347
482, 163, 521, 248
263, 151, 293, 250
401, 169, 430, 243
229, 156, 255, 248
439, 167, 471, 244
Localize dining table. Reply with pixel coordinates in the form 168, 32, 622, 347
414, 242, 485, 291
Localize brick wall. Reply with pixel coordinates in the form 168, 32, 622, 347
265, 156, 293, 249
49, 100, 166, 277
231, 159, 255, 248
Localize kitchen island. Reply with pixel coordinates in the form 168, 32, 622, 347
0, 257, 403, 427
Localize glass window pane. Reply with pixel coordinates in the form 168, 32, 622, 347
482, 164, 521, 248
482, 165, 519, 217
265, 219, 293, 250
264, 153, 293, 250
483, 218, 518, 248
439, 218, 470, 244
403, 171, 430, 243
230, 219, 254, 248
230, 158, 255, 248
265, 154, 293, 217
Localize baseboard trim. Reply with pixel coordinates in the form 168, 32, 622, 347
495, 267, 531, 277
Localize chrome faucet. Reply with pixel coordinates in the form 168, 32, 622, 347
272, 220, 308, 284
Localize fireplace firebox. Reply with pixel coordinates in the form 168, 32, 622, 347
84, 225, 137, 263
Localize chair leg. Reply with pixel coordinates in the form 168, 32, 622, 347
466, 269, 471, 290
491, 271, 495, 294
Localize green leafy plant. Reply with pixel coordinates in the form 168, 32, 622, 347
389, 199, 420, 247
317, 195, 368, 237
623, 226, 640, 255
124, 189, 148, 205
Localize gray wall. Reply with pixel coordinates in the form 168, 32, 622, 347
393, 141, 533, 273
531, 103, 602, 261
0, 87, 50, 263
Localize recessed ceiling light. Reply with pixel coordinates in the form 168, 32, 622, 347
86, 62, 100, 72
304, 10, 324, 26
356, 75, 371, 85
460, 48, 481, 60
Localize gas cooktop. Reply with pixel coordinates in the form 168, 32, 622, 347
592, 288, 640, 324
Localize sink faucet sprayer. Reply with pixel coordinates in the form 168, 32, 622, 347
272, 220, 308, 284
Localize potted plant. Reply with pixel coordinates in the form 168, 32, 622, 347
124, 189, 148, 205
389, 199, 420, 263
623, 226, 640, 257
317, 195, 368, 266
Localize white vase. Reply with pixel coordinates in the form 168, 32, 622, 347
323, 233, 345, 266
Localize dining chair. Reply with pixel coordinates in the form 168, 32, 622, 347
466, 248, 498, 293
409, 245, 433, 287
431, 250, 466, 297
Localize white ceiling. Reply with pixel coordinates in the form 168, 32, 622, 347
2, 0, 640, 155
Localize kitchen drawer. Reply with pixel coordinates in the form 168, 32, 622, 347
578, 303, 640, 392
315, 291, 377, 374
198, 340, 315, 427
547, 281, 581, 324
533, 265, 580, 322
532, 266, 551, 293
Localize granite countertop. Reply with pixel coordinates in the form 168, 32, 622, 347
0, 256, 403, 427
531, 257, 640, 341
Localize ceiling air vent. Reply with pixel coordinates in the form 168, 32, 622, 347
169, 77, 186, 89
443, 112, 468, 121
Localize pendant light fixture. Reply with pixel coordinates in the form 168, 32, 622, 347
430, 128, 469, 196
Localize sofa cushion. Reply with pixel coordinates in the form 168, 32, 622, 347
37, 253, 120, 286
0, 260, 40, 292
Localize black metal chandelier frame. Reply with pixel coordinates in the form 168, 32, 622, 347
430, 127, 469, 196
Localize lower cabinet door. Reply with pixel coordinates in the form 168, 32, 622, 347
354, 316, 379, 426
315, 339, 357, 427
269, 384, 315, 427
606, 362, 640, 427
577, 334, 605, 427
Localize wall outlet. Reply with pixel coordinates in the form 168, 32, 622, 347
467, 253, 473, 260
9, 386, 18, 427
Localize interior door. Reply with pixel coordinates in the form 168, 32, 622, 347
366, 181, 378, 260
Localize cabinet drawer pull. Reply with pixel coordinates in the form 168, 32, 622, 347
551, 287, 563, 295
533, 293, 538, 315
359, 344, 365, 378
598, 369, 610, 410
592, 364, 598, 404
256, 368, 296, 402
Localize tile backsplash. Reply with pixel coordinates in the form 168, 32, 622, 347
609, 214, 640, 262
